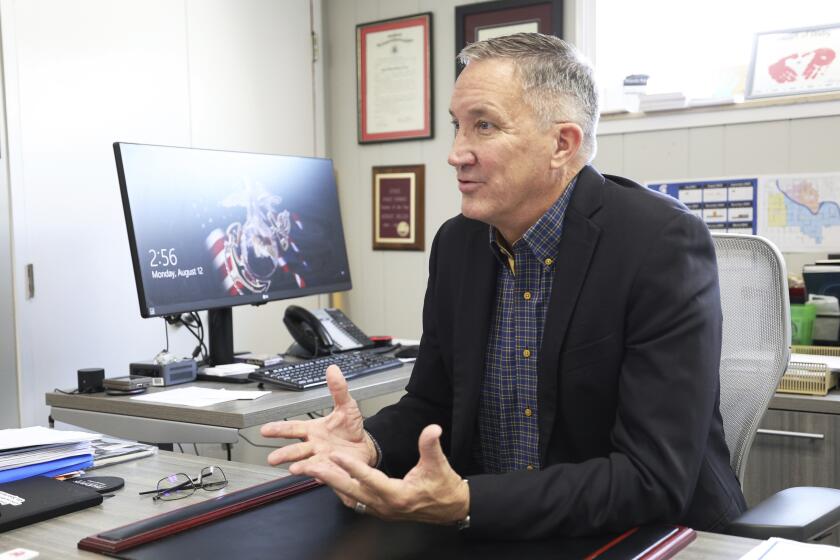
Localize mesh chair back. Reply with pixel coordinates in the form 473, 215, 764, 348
712, 233, 790, 484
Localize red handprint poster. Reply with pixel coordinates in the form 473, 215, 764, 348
748, 24, 840, 98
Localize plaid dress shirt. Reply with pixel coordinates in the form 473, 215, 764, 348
475, 178, 577, 473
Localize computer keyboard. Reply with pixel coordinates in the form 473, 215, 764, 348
248, 350, 403, 391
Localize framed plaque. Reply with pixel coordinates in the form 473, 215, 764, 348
746, 23, 840, 99
455, 0, 563, 77
372, 165, 425, 251
356, 13, 433, 144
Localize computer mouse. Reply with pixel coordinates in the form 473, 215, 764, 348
395, 345, 420, 359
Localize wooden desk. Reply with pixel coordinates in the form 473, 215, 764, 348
44, 364, 413, 445
0, 452, 761, 559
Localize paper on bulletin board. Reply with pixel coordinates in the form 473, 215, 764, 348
756, 172, 840, 253
646, 177, 757, 233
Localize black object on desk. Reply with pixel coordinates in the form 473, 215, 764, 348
67, 476, 125, 495
395, 345, 420, 359
79, 475, 695, 560
77, 368, 105, 394
0, 476, 103, 533
105, 387, 148, 396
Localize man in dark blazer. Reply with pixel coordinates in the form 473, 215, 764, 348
261, 33, 746, 539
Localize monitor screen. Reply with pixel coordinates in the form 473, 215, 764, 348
114, 143, 352, 319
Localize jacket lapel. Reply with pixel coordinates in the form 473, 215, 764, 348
451, 221, 498, 471
538, 166, 604, 463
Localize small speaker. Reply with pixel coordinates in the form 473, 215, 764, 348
77, 368, 105, 393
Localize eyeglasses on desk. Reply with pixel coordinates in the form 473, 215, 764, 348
138, 465, 228, 501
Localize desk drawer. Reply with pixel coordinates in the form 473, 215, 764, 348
742, 408, 840, 544
744, 409, 839, 505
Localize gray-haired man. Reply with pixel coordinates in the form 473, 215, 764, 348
261, 33, 746, 539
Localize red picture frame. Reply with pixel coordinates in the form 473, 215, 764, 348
356, 13, 433, 144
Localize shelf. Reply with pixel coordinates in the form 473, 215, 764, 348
598, 92, 840, 135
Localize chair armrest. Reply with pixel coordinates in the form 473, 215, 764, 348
727, 487, 840, 541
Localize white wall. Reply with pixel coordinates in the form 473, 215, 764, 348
1, 0, 323, 428
183, 0, 325, 350
0, 55, 18, 426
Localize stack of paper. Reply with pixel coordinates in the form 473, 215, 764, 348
0, 427, 99, 483
89, 437, 157, 468
638, 92, 687, 112
740, 537, 840, 559
200, 363, 260, 377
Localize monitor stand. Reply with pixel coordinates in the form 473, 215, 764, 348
208, 307, 234, 366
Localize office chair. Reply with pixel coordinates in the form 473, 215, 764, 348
712, 232, 840, 541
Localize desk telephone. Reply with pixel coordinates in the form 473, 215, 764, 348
283, 305, 374, 356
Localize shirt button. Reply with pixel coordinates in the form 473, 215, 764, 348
523, 291, 532, 301
524, 407, 533, 417
526, 465, 535, 471
522, 348, 531, 358
544, 258, 553, 266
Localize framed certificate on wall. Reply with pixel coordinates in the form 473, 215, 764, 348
372, 165, 425, 251
746, 23, 840, 99
455, 0, 563, 77
356, 13, 433, 143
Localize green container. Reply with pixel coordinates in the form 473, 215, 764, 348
791, 302, 817, 345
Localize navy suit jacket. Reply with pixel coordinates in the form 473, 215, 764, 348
365, 165, 747, 538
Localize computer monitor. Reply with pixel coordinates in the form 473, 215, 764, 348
114, 142, 353, 365
804, 264, 840, 301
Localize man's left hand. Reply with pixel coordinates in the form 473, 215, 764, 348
299, 424, 469, 525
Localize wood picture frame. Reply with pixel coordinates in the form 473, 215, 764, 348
356, 13, 433, 144
746, 23, 840, 99
372, 165, 425, 251
454, 0, 563, 77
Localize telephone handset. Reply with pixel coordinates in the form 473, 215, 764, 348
283, 305, 374, 357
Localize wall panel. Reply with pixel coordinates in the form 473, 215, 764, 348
723, 121, 790, 176
687, 126, 725, 178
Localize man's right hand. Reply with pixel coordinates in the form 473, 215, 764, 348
260, 365, 378, 474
